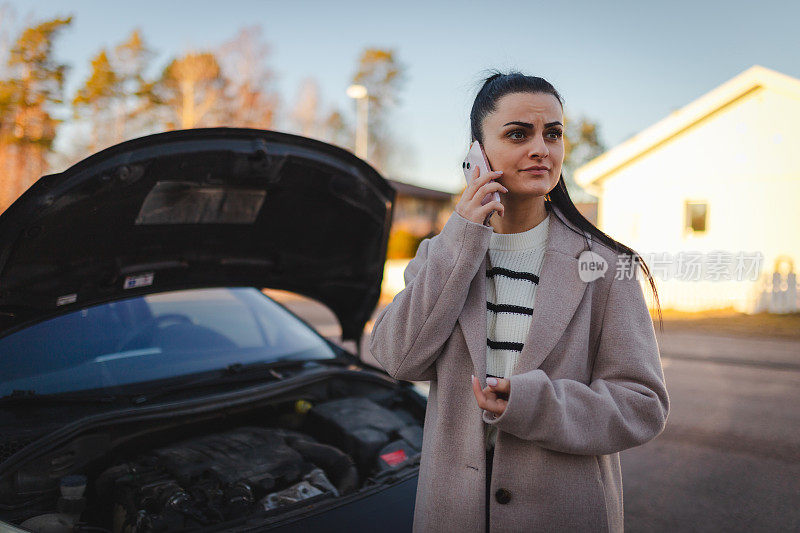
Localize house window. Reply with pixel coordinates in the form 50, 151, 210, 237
684, 201, 708, 233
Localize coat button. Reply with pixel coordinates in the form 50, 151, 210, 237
495, 488, 512, 504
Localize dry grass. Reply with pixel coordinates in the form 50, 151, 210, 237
651, 307, 800, 340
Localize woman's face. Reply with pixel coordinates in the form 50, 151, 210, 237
480, 91, 564, 199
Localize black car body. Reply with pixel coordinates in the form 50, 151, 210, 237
0, 129, 426, 532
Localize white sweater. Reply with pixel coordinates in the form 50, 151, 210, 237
484, 215, 549, 450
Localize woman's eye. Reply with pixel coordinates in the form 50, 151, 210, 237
506, 129, 562, 141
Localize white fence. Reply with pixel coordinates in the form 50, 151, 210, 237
751, 256, 799, 313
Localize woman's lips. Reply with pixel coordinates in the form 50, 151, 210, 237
521, 168, 549, 175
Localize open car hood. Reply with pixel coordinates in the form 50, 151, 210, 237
0, 128, 395, 341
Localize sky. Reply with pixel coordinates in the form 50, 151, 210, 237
4, 0, 799, 193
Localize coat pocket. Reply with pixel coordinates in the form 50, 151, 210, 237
508, 448, 610, 531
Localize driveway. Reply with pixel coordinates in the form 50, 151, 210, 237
266, 290, 800, 531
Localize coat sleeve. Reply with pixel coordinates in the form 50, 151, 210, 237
482, 269, 670, 455
369, 211, 492, 382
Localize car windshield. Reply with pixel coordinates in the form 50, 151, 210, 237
0, 287, 338, 397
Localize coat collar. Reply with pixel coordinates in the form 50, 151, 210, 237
458, 205, 591, 382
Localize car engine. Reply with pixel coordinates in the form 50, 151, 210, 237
2, 392, 425, 533
98, 426, 357, 532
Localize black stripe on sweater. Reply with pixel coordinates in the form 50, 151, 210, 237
486, 267, 540, 284
486, 338, 524, 351
486, 302, 534, 315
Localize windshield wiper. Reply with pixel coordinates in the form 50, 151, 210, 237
0, 389, 120, 405
0, 357, 349, 407
126, 358, 331, 405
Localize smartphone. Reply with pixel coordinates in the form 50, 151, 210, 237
462, 140, 500, 225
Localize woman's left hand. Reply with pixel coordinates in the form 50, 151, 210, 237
471, 375, 510, 416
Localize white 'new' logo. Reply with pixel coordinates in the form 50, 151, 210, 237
578, 251, 608, 282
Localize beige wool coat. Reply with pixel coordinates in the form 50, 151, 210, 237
369, 205, 669, 532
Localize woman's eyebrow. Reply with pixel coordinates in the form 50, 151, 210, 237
502, 121, 563, 128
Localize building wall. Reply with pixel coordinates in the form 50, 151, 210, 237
392, 195, 451, 237
594, 87, 800, 312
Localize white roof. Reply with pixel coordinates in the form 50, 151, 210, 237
574, 65, 800, 191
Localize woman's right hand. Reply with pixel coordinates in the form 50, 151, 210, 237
455, 166, 507, 224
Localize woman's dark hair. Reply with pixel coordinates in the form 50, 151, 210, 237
470, 71, 662, 331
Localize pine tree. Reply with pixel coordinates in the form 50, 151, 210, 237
153, 51, 225, 129
0, 17, 71, 212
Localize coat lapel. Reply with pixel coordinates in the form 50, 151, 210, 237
458, 207, 590, 382
459, 252, 489, 380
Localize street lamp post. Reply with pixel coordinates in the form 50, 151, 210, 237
346, 84, 369, 159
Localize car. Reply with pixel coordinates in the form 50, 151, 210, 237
0, 128, 426, 533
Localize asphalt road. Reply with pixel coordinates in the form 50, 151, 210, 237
268, 292, 800, 532
621, 357, 800, 532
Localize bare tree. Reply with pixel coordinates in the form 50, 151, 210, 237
216, 26, 277, 128
0, 3, 17, 75
563, 113, 605, 202
320, 108, 351, 149
290, 78, 320, 137
351, 48, 406, 171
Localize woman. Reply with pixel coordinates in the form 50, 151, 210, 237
369, 72, 669, 533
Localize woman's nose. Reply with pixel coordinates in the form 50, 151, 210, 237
527, 134, 549, 159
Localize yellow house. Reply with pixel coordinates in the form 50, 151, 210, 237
575, 65, 800, 313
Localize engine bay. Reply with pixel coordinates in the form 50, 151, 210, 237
0, 374, 425, 532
